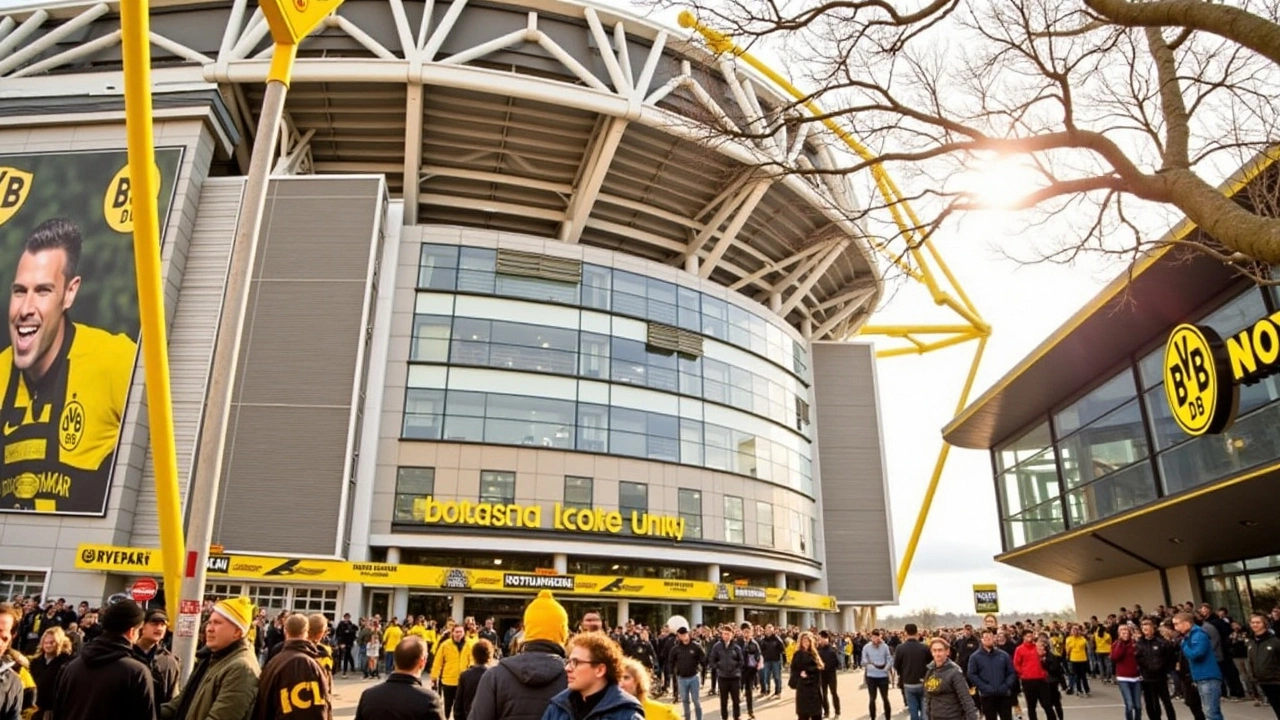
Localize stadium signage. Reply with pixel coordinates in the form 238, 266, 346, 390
1163, 311, 1280, 436
75, 543, 839, 611
408, 496, 686, 541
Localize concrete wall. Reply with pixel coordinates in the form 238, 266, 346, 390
1072, 570, 1165, 618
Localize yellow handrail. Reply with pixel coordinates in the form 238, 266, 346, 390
679, 12, 990, 597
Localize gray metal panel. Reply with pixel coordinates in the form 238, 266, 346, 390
811, 342, 897, 604
213, 176, 383, 556
131, 176, 243, 546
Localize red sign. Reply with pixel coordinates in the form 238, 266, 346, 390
180, 599, 201, 615
130, 577, 159, 603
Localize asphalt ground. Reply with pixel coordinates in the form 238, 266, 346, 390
328, 666, 1280, 720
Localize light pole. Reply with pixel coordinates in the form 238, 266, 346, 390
168, 0, 345, 679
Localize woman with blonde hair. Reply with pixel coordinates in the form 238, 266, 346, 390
621, 657, 680, 720
789, 632, 824, 720
30, 626, 72, 719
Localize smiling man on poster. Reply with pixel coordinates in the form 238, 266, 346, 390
0, 217, 137, 513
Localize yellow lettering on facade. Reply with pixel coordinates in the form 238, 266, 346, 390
1227, 331, 1257, 381
418, 497, 676, 538
605, 511, 622, 533
1254, 319, 1280, 366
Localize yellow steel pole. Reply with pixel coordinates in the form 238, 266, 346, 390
894, 335, 988, 593
119, 0, 185, 621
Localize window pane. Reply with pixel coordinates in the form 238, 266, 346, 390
619, 481, 648, 512
582, 265, 612, 310
997, 448, 1060, 516
1058, 399, 1148, 488
679, 419, 703, 466
411, 314, 452, 362
1139, 346, 1165, 389
580, 333, 610, 380
457, 247, 496, 293
725, 495, 745, 544
995, 421, 1052, 473
1055, 371, 1138, 435
1003, 499, 1065, 549
451, 318, 491, 365
1160, 399, 1280, 495
613, 271, 647, 317
677, 287, 701, 332
1202, 289, 1266, 338
702, 297, 728, 340
678, 489, 702, 539
403, 388, 444, 439
480, 471, 516, 503
395, 468, 435, 522
756, 502, 774, 547
1065, 460, 1157, 526
564, 476, 593, 509
577, 404, 609, 453
418, 244, 458, 289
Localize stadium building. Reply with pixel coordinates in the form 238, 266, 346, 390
0, 0, 899, 629
944, 159, 1280, 620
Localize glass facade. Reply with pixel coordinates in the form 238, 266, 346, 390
1200, 554, 1280, 619
417, 244, 810, 379
995, 285, 1280, 550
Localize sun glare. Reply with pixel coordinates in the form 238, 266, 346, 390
957, 156, 1045, 211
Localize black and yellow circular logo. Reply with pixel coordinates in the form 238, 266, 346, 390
60, 400, 84, 451
13, 472, 39, 499
1163, 324, 1235, 436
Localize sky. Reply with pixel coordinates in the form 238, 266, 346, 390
867, 211, 1118, 616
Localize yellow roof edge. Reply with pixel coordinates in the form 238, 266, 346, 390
942, 147, 1280, 448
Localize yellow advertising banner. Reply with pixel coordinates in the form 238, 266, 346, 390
75, 544, 837, 611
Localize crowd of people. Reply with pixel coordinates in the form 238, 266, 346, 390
2, 592, 1279, 720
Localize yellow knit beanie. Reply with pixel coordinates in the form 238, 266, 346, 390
522, 590, 568, 644
213, 596, 255, 634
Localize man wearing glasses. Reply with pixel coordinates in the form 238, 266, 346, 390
544, 633, 644, 720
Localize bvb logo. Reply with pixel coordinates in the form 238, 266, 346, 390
1163, 324, 1235, 436
13, 473, 39, 499
60, 400, 85, 451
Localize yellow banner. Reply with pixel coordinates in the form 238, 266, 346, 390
75, 544, 837, 611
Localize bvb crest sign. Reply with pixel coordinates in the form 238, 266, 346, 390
1163, 324, 1236, 436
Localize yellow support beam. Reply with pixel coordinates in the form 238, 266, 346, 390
679, 12, 993, 597
120, 0, 185, 622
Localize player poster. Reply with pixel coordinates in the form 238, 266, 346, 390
0, 148, 183, 515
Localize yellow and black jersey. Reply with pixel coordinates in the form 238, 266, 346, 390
0, 321, 136, 514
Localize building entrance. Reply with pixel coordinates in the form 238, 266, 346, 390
465, 596, 529, 650
408, 593, 455, 626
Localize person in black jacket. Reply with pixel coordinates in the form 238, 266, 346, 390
50, 599, 156, 720
1246, 613, 1280, 720
30, 627, 72, 720
134, 609, 181, 706
1135, 618, 1177, 720
790, 633, 824, 720
894, 625, 932, 720
456, 639, 492, 720
817, 631, 841, 719
335, 614, 358, 678
759, 627, 785, 698
671, 628, 708, 720
709, 627, 745, 720
356, 636, 447, 720
738, 624, 762, 720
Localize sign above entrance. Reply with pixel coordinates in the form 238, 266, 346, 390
74, 543, 837, 611
1159, 309, 1280, 436
406, 496, 687, 542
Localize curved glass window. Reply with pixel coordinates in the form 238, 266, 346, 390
417, 243, 809, 383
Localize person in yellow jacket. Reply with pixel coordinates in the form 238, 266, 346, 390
1093, 623, 1114, 683
784, 636, 797, 666
621, 657, 679, 720
383, 619, 405, 676
1064, 625, 1091, 698
432, 623, 475, 719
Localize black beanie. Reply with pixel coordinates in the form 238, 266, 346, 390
101, 599, 146, 635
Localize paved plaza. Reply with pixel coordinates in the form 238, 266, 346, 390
328, 667, 1279, 720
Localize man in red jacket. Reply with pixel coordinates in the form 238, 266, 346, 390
1012, 631, 1055, 720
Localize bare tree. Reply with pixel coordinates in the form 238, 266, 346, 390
663, 0, 1280, 270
